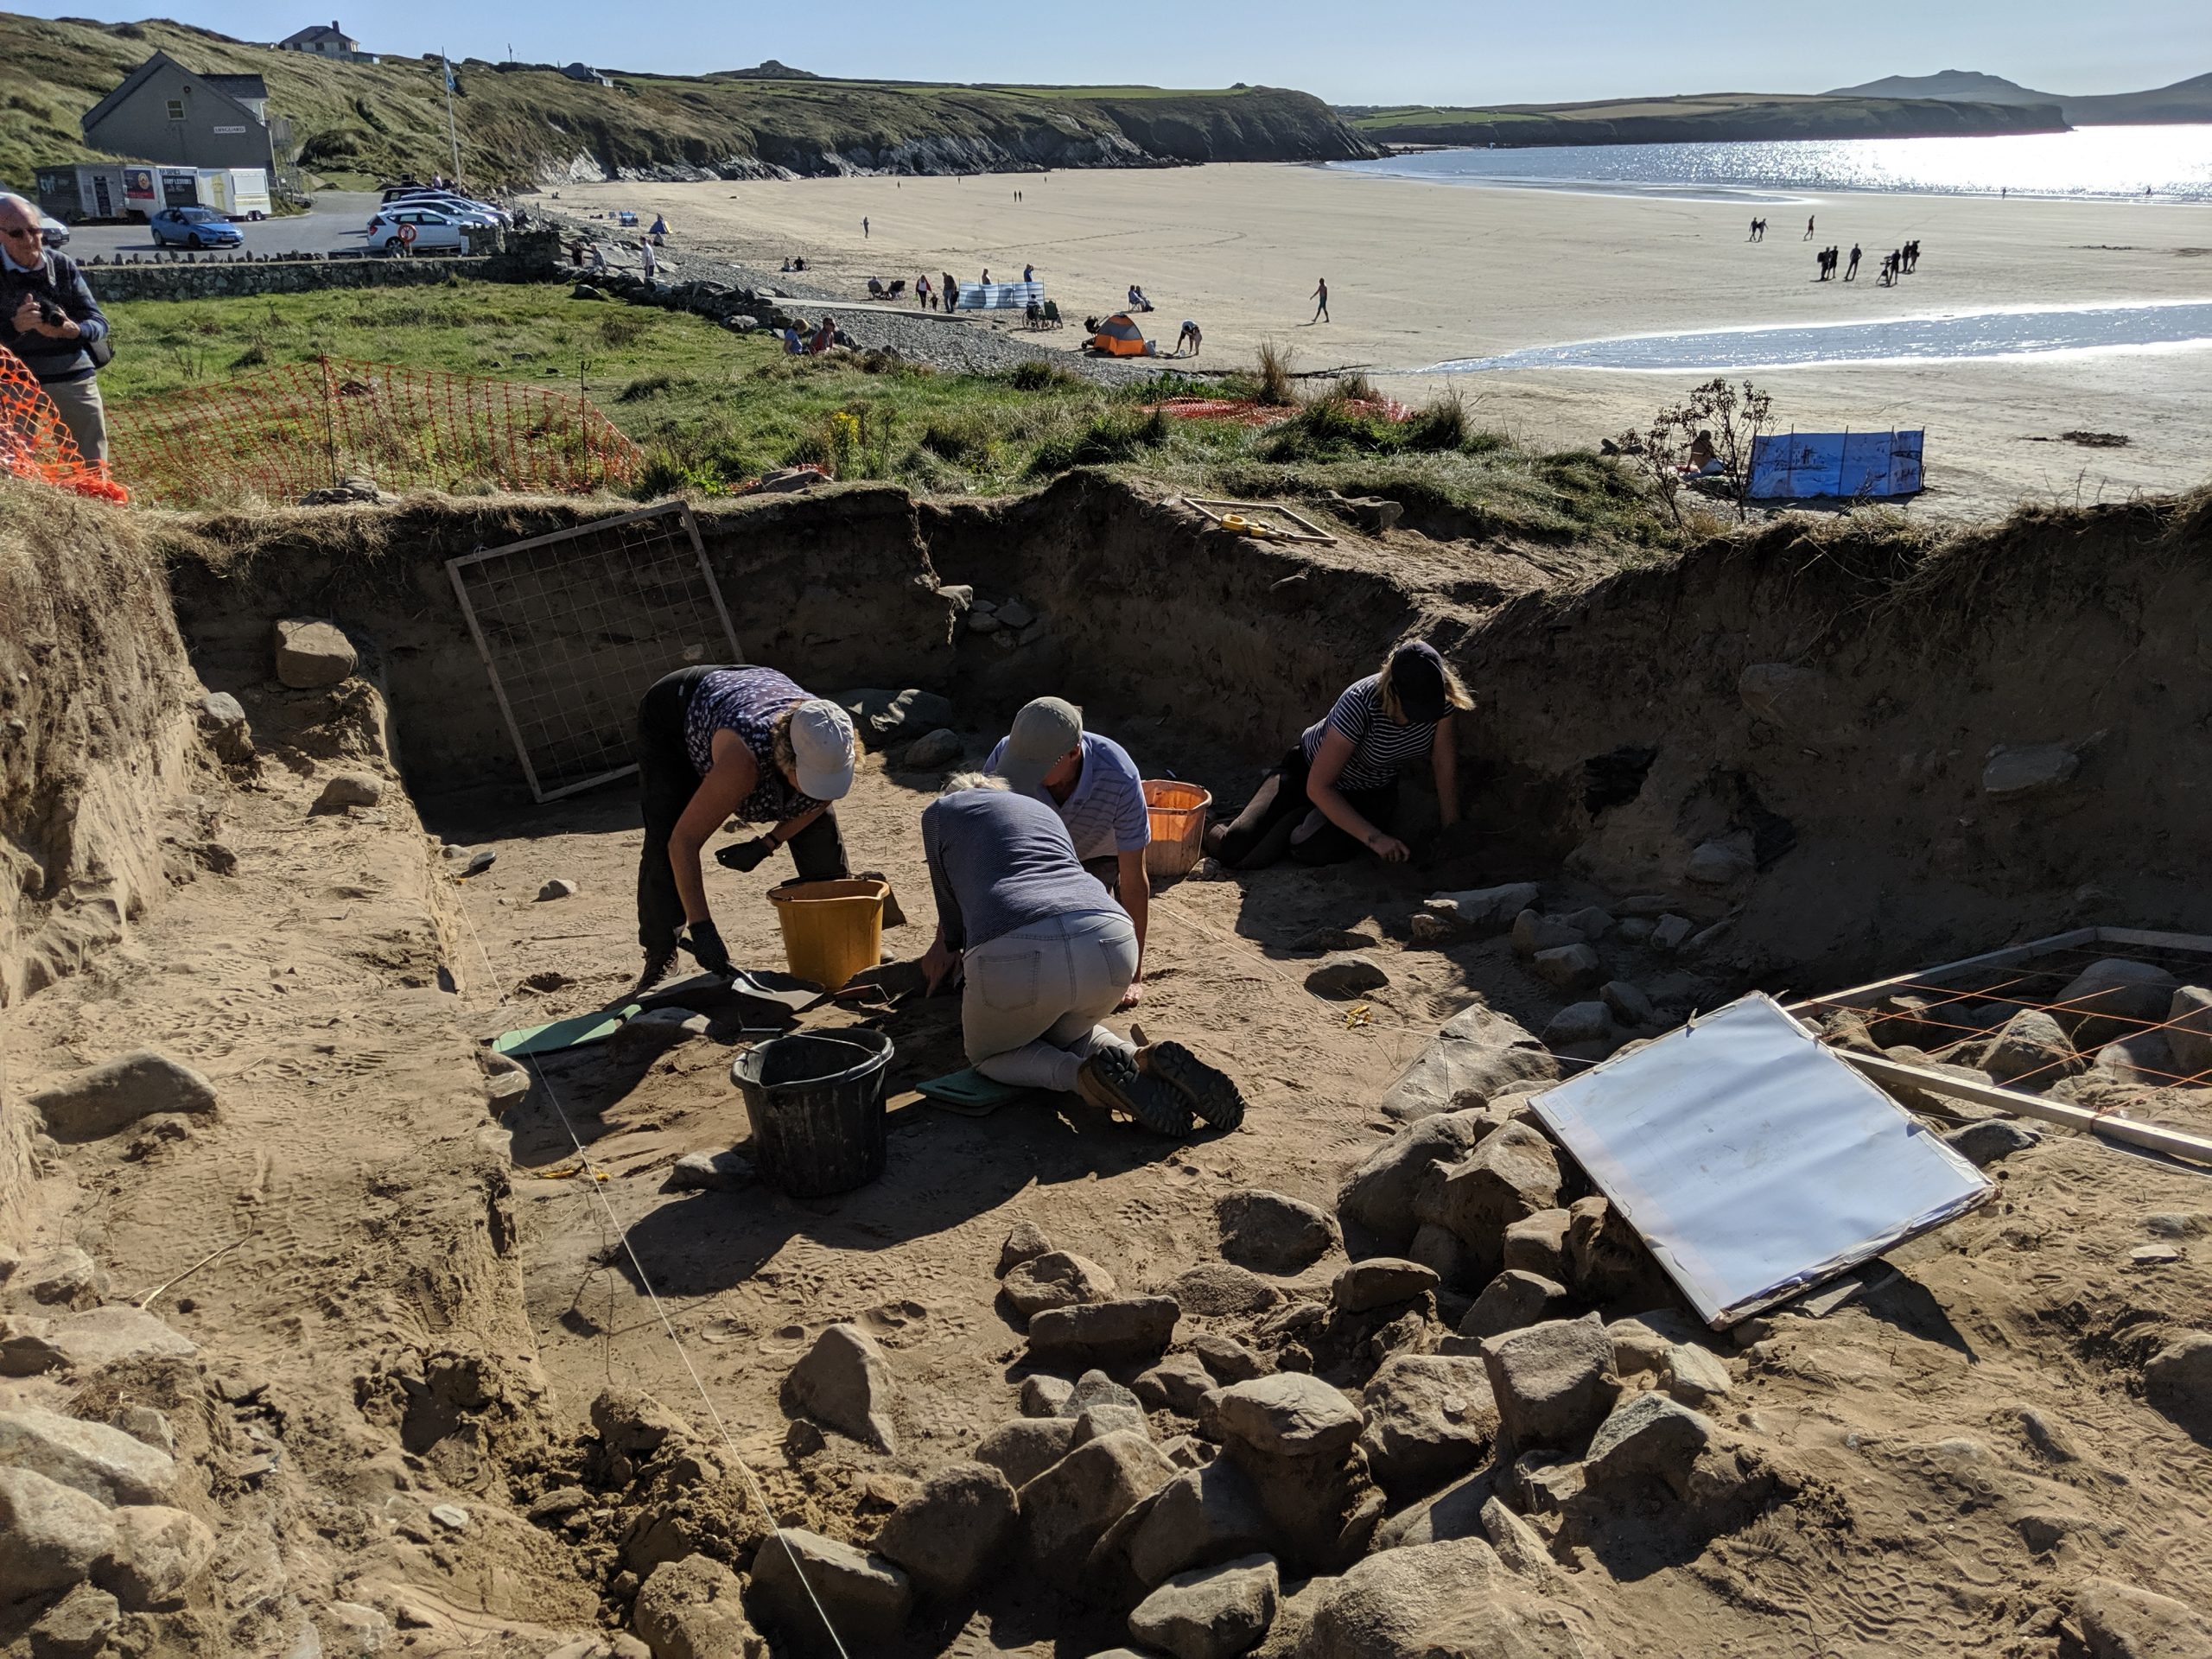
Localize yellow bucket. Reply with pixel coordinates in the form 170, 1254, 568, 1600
767, 878, 889, 991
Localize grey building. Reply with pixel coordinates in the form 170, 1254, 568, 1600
277, 20, 378, 63
79, 52, 292, 172
560, 63, 615, 86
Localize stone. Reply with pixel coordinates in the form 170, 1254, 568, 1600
1077, 1404, 1154, 1445
2142, 1332, 2212, 1433
747, 1529, 912, 1650
1459, 1270, 1572, 1341
1338, 1111, 1495, 1248
1561, 906, 1614, 940
998, 1220, 1054, 1275
1136, 1352, 1219, 1417
32, 1582, 122, 1656
1685, 835, 1756, 887
272, 617, 358, 687
1127, 1459, 1273, 1586
22, 1247, 105, 1309
1661, 1344, 1733, 1408
1510, 911, 1583, 957
1307, 954, 1389, 997
537, 878, 579, 901
1003, 1251, 1120, 1318
1565, 1196, 1651, 1301
1169, 1262, 1281, 1318
1128, 1554, 1279, 1659
1479, 1496, 1560, 1585
0, 1465, 115, 1599
1217, 1190, 1338, 1274
1332, 1258, 1438, 1314
2168, 987, 2212, 1077
318, 1601, 393, 1658
1426, 884, 1541, 934
1946, 1120, 2041, 1166
593, 1387, 687, 1459
1067, 1370, 1145, 1416
1028, 1298, 1179, 1364
1501, 1210, 1573, 1282
96, 1503, 214, 1610
1541, 1001, 1614, 1047
1421, 1122, 1564, 1273
839, 687, 957, 750
784, 1324, 898, 1451
1020, 1432, 1177, 1582
1408, 1221, 1476, 1286
1605, 1311, 1703, 1378
429, 1503, 469, 1529
2074, 1576, 2212, 1659
0, 1408, 179, 1506
195, 691, 253, 762
1981, 741, 2080, 798
975, 1418, 1079, 1488
996, 598, 1038, 629
313, 772, 384, 812
871, 1461, 1019, 1599
1978, 1010, 2085, 1087
1650, 914, 1694, 953
1213, 1375, 1365, 1459
1371, 1466, 1494, 1551
1582, 1392, 1714, 1495
1021, 1375, 1075, 1418
1531, 944, 1601, 992
0, 1307, 198, 1376
899, 728, 963, 770
1358, 1354, 1498, 1493
2050, 959, 2181, 1047
1379, 1003, 1557, 1124
27, 1051, 219, 1143
1600, 980, 1656, 1028
1482, 1314, 1618, 1452
663, 1148, 753, 1192
1510, 1452, 1587, 1516
1300, 1535, 1601, 1659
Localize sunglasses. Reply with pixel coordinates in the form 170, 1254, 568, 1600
0, 224, 41, 240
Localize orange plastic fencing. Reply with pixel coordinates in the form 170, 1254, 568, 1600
0, 345, 129, 502
110, 355, 644, 508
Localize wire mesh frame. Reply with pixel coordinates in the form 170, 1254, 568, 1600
447, 501, 742, 803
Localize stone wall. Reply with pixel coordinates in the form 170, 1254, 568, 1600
82, 232, 563, 304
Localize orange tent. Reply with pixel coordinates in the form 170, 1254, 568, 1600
1088, 313, 1155, 358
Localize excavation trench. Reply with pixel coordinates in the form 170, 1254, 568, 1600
3, 475, 2210, 1656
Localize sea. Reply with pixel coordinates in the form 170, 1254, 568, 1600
1334, 124, 2212, 204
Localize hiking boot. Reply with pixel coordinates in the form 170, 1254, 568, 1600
628, 943, 678, 1001
1076, 1046, 1193, 1137
1137, 1039, 1247, 1133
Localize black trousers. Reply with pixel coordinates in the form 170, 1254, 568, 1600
635, 666, 849, 950
1211, 744, 1400, 871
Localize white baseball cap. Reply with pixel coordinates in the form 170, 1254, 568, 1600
787, 699, 856, 800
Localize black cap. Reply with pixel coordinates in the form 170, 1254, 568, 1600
1389, 640, 1451, 722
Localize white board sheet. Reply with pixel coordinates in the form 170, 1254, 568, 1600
1529, 994, 1992, 1327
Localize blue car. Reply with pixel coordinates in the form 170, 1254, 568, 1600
148, 207, 245, 250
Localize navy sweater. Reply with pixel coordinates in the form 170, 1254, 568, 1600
0, 251, 109, 384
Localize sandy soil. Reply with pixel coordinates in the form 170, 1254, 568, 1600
542, 165, 2212, 518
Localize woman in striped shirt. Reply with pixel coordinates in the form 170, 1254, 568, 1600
1205, 641, 1472, 869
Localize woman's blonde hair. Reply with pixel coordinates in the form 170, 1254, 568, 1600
771, 709, 798, 779
1377, 644, 1475, 723
939, 771, 1012, 797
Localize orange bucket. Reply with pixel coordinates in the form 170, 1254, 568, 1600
1142, 780, 1212, 879
767, 878, 889, 991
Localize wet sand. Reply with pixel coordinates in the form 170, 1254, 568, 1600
539, 165, 2212, 517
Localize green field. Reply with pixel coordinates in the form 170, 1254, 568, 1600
97, 280, 1673, 551
0, 10, 1370, 195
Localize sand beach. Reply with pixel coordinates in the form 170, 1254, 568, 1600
543, 162, 2212, 516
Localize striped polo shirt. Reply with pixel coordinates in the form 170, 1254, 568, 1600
984, 730, 1152, 864
1302, 674, 1439, 792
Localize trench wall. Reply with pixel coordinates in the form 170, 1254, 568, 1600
0, 486, 200, 1244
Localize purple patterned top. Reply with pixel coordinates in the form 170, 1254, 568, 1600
684, 667, 823, 825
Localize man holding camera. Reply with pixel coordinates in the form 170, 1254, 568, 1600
0, 193, 112, 465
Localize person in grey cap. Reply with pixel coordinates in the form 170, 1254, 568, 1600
631, 664, 857, 991
985, 696, 1153, 1005
919, 773, 1244, 1135
1206, 639, 1472, 869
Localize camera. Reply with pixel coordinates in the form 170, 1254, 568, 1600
35, 300, 66, 327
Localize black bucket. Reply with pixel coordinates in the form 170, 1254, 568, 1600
730, 1029, 894, 1198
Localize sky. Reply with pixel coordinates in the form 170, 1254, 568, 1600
16, 0, 2211, 103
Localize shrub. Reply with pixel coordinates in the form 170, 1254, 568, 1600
1003, 359, 1081, 392
1026, 408, 1171, 476
1336, 372, 1379, 403
1401, 391, 1469, 454
1255, 340, 1295, 406
616, 372, 676, 402
597, 309, 648, 347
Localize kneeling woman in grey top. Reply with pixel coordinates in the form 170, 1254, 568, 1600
919, 775, 1245, 1135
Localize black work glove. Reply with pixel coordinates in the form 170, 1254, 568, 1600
715, 836, 777, 873
682, 919, 733, 976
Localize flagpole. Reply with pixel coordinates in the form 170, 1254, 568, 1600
442, 51, 461, 182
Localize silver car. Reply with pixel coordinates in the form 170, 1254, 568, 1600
365, 207, 470, 252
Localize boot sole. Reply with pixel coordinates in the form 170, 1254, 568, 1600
1080, 1050, 1194, 1137
1140, 1040, 1247, 1132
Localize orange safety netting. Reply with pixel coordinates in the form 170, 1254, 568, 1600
0, 345, 129, 502
111, 355, 645, 509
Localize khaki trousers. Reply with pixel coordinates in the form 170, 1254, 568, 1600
42, 374, 108, 464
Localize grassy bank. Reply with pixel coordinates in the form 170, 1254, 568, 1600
1344, 91, 2066, 148
97, 280, 1675, 551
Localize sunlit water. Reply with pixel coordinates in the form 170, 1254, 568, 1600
1337, 124, 2212, 203
1416, 300, 2212, 373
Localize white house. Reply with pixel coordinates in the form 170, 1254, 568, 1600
276, 20, 378, 63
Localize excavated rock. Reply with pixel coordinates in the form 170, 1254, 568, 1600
1482, 1314, 1618, 1452
1338, 1110, 1497, 1249
1381, 1003, 1558, 1123
783, 1324, 898, 1451
870, 1461, 1019, 1599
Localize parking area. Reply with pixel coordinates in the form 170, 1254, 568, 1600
60, 191, 381, 261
